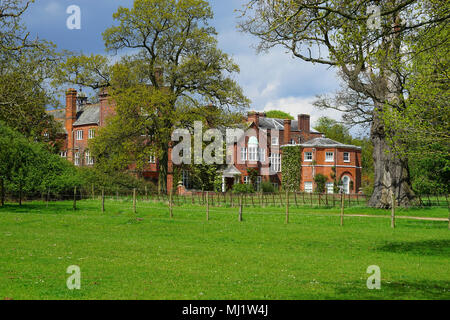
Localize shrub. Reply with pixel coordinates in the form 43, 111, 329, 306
232, 183, 254, 194
261, 181, 274, 193
314, 174, 328, 194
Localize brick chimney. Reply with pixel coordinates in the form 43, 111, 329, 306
283, 119, 291, 145
298, 114, 310, 133
247, 111, 265, 128
65, 88, 77, 161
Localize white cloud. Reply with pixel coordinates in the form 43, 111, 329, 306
263, 96, 342, 128
44, 1, 64, 15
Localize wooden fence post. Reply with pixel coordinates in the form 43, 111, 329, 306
91, 184, 94, 200
101, 187, 105, 213
279, 192, 283, 207
206, 191, 209, 221
145, 186, 148, 201
294, 191, 298, 208
133, 188, 137, 214
73, 186, 77, 210
391, 193, 396, 229
238, 194, 243, 222
340, 192, 344, 226
285, 189, 289, 224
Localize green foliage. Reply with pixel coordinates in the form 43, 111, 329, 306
77, 167, 157, 195
59, 0, 250, 193
314, 174, 328, 194
232, 183, 254, 194
281, 146, 302, 191
313, 117, 353, 144
260, 181, 274, 193
265, 110, 294, 120
0, 1, 62, 143
246, 168, 258, 189
0, 122, 81, 201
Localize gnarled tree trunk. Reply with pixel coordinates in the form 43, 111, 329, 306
369, 109, 415, 208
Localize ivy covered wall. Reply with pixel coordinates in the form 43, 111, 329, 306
281, 146, 302, 191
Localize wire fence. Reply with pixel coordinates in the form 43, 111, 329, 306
2, 188, 449, 209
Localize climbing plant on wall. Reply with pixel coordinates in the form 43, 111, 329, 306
281, 146, 302, 191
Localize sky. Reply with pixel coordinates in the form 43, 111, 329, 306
23, 0, 345, 129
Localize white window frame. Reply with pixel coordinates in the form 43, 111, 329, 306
149, 154, 156, 164
60, 151, 67, 158
304, 152, 313, 162
74, 152, 80, 166
76, 130, 83, 141
343, 152, 350, 163
325, 152, 334, 162
271, 136, 279, 146
304, 182, 313, 193
248, 146, 258, 161
88, 128, 95, 139
259, 148, 265, 162
243, 176, 250, 185
270, 153, 281, 173
85, 151, 94, 165
326, 182, 334, 194
289, 139, 296, 145
240, 147, 248, 162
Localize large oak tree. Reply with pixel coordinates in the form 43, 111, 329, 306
239, 0, 449, 207
57, 0, 249, 193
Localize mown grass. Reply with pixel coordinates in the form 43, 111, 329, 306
0, 199, 449, 300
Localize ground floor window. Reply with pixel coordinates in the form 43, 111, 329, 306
74, 152, 80, 166
182, 170, 192, 189
342, 176, 351, 194
304, 181, 313, 193
326, 182, 334, 194
256, 176, 262, 191
85, 151, 94, 165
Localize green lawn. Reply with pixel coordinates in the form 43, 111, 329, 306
0, 199, 449, 300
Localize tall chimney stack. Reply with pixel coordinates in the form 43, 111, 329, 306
283, 119, 291, 144
298, 114, 310, 133
65, 88, 77, 161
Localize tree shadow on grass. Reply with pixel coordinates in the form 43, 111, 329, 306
377, 240, 450, 257
332, 280, 450, 300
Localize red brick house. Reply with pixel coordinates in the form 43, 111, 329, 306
51, 89, 362, 194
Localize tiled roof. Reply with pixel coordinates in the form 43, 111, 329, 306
73, 104, 100, 126
295, 137, 361, 150
258, 117, 320, 134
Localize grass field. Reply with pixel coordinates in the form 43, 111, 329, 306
0, 199, 449, 300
